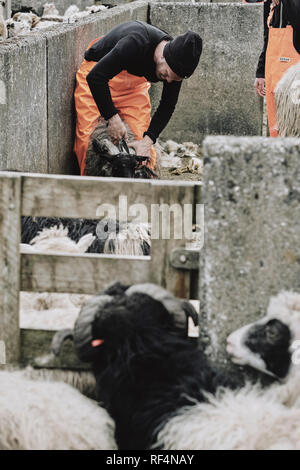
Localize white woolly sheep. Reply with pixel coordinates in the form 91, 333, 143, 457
0, 370, 116, 450
275, 61, 300, 137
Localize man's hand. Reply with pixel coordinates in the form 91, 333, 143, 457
128, 136, 153, 164
107, 114, 128, 145
272, 0, 280, 7
254, 78, 266, 97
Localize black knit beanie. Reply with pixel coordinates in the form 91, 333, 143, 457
163, 31, 202, 79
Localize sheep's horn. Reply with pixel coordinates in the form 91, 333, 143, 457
125, 283, 198, 330
73, 294, 112, 362
180, 300, 199, 327
92, 139, 117, 159
119, 138, 131, 154
51, 329, 74, 357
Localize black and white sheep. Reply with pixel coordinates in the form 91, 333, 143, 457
53, 282, 238, 450
85, 118, 157, 179
226, 290, 300, 381
151, 291, 300, 450
21, 216, 151, 256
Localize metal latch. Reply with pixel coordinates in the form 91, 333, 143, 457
170, 248, 199, 270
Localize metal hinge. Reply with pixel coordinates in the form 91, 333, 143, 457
170, 247, 199, 270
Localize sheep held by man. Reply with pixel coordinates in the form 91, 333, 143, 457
275, 61, 300, 137
85, 117, 158, 179
52, 282, 238, 450
0, 370, 116, 450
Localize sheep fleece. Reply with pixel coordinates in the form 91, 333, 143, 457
0, 371, 117, 450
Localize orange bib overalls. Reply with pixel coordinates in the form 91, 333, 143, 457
265, 3, 300, 136
74, 37, 156, 175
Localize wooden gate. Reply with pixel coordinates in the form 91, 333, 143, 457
0, 172, 201, 368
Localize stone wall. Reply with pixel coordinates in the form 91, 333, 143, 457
200, 136, 300, 366
149, 2, 264, 143
0, 2, 148, 173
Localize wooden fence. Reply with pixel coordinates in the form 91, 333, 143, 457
0, 172, 201, 369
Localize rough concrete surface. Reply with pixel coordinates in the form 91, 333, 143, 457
149, 3, 264, 143
200, 136, 300, 367
0, 36, 47, 172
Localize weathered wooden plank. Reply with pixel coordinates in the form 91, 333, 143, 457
20, 252, 152, 294
149, 183, 197, 298
19, 173, 198, 219
20, 328, 90, 371
0, 174, 21, 365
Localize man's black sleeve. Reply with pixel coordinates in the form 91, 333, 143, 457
86, 35, 143, 120
256, 0, 271, 78
256, 28, 269, 78
145, 81, 182, 143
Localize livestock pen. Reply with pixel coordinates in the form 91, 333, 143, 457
0, 171, 201, 369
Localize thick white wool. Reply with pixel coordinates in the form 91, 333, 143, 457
103, 222, 150, 256
25, 225, 95, 254
275, 61, 300, 137
0, 371, 116, 450
154, 383, 300, 450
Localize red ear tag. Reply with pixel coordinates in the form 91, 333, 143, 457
92, 339, 104, 347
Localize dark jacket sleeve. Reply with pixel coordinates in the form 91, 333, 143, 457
256, 0, 271, 78
86, 35, 144, 121
145, 81, 182, 143
256, 27, 269, 78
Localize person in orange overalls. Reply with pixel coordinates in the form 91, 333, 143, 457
74, 21, 202, 175
254, 0, 300, 136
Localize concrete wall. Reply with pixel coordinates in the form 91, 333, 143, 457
0, 2, 148, 173
200, 136, 300, 366
11, 0, 94, 16
0, 36, 48, 172
149, 2, 264, 143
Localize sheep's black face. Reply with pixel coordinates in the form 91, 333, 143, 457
244, 319, 292, 378
227, 318, 292, 379
91, 293, 176, 363
111, 155, 137, 178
